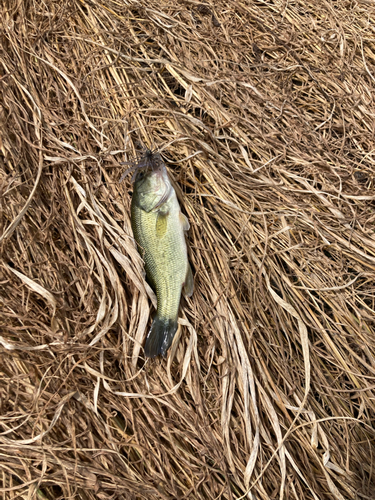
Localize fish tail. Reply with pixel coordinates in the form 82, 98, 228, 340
144, 316, 178, 358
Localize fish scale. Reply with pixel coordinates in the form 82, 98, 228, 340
131, 193, 187, 321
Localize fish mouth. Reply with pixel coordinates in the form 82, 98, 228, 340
136, 151, 163, 174
120, 150, 163, 183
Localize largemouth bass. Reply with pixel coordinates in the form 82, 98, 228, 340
130, 152, 193, 358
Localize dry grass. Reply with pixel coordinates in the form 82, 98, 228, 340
1, 0, 375, 498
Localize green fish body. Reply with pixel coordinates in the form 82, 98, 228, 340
130, 153, 193, 357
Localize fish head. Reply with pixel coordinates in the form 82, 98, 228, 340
133, 153, 172, 212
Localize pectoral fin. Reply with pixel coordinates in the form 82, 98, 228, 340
183, 263, 194, 298
156, 211, 168, 238
179, 212, 190, 231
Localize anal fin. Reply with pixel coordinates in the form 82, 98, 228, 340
183, 263, 194, 298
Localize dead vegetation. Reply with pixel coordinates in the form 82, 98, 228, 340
1, 0, 375, 498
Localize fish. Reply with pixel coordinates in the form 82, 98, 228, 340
129, 151, 194, 358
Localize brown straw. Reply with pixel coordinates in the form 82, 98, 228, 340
1, 1, 375, 498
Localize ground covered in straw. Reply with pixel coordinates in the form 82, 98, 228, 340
1, 0, 375, 499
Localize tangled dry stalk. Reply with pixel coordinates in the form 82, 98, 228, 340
1, 0, 375, 498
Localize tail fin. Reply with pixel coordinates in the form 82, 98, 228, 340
144, 316, 178, 358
